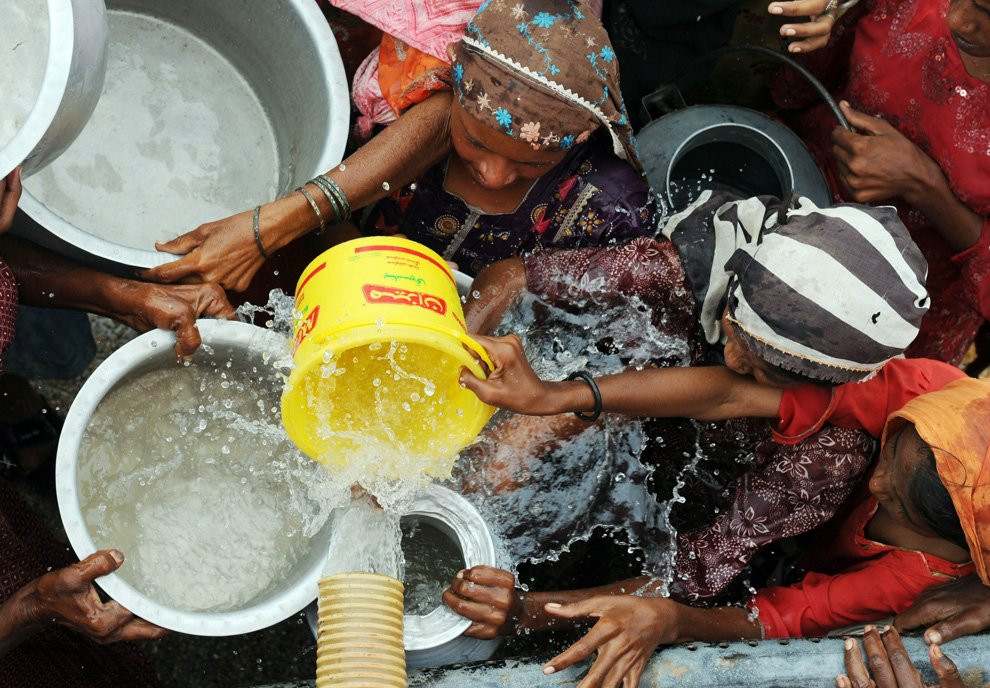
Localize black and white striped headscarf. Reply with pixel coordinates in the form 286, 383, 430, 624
662, 191, 929, 384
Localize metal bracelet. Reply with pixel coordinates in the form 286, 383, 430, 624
309, 176, 344, 225
311, 174, 352, 225
296, 186, 326, 235
566, 371, 602, 423
253, 205, 271, 260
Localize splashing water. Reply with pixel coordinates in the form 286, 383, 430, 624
447, 275, 751, 598
79, 354, 345, 613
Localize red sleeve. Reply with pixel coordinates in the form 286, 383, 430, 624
772, 359, 966, 444
752, 553, 963, 639
951, 217, 990, 321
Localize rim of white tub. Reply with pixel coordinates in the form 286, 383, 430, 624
55, 319, 331, 636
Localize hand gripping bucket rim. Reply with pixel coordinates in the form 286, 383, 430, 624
282, 236, 494, 469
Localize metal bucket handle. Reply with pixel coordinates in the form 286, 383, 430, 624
640, 43, 851, 131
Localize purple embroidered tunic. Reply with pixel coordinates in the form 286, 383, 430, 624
362, 139, 659, 276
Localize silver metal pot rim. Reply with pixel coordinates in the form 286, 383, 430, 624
19, 0, 351, 270
664, 121, 793, 201
55, 320, 329, 636
402, 485, 497, 651
0, 0, 75, 179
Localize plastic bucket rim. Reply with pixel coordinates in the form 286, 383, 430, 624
282, 323, 494, 463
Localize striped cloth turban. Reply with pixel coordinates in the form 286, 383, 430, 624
662, 191, 929, 384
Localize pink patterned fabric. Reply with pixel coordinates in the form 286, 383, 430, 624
330, 0, 480, 61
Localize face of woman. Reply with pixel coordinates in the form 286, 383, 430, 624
870, 423, 940, 536
720, 311, 802, 389
948, 0, 990, 59
449, 96, 568, 192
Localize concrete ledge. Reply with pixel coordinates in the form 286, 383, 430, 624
254, 635, 990, 687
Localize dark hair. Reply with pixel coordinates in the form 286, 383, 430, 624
764, 363, 831, 389
909, 447, 968, 551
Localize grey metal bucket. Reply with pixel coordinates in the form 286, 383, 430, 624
637, 44, 846, 210
638, 104, 831, 210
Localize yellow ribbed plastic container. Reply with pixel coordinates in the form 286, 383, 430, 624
281, 237, 494, 478
316, 573, 406, 688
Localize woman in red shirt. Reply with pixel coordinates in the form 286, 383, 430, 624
779, 0, 990, 365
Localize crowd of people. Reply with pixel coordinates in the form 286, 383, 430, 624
1, 0, 988, 686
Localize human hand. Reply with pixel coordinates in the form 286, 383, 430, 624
542, 595, 673, 688
110, 281, 236, 361
768, 0, 841, 53
0, 167, 22, 235
836, 626, 962, 688
138, 207, 268, 293
830, 101, 942, 204
894, 574, 990, 646
443, 566, 522, 639
459, 334, 559, 415
25, 550, 168, 644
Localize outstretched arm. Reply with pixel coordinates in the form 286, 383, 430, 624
460, 333, 782, 420
1, 235, 235, 361
139, 91, 454, 292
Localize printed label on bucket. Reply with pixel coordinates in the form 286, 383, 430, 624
362, 285, 446, 316
291, 305, 320, 356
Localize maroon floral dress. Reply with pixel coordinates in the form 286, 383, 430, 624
522, 238, 876, 602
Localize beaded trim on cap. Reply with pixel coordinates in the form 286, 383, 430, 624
460, 35, 626, 162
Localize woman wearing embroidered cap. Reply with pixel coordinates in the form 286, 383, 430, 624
142, 0, 657, 290
363, 0, 656, 275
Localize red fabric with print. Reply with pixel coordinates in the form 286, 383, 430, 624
753, 494, 974, 638
790, 0, 990, 365
773, 358, 966, 445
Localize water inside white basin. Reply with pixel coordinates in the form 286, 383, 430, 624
78, 361, 333, 613
27, 10, 280, 249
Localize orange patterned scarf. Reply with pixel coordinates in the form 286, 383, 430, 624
885, 378, 990, 584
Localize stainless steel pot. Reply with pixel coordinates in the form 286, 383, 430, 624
56, 320, 337, 636
638, 104, 831, 210
18, 0, 349, 272
0, 0, 108, 179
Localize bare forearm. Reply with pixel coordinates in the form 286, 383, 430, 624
465, 257, 527, 334
0, 584, 42, 658
534, 366, 781, 420
517, 577, 659, 632
905, 161, 984, 253
270, 91, 454, 250
1, 236, 128, 316
517, 579, 761, 642
669, 603, 761, 643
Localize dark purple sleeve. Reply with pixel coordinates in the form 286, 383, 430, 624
522, 237, 700, 345
668, 425, 876, 603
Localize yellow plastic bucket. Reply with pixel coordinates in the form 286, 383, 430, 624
281, 237, 494, 478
